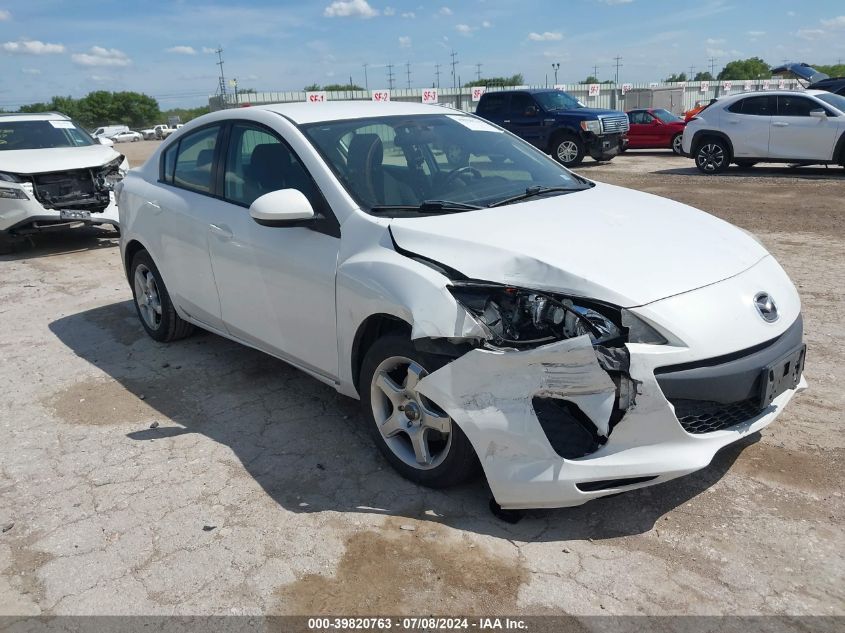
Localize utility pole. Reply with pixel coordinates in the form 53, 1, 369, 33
688, 65, 696, 79
613, 55, 623, 85
435, 63, 441, 89
592, 65, 599, 80
551, 62, 560, 84
708, 57, 717, 77
475, 62, 482, 82
387, 63, 395, 90
215, 46, 227, 106
450, 49, 459, 90
363, 63, 369, 90
405, 61, 412, 88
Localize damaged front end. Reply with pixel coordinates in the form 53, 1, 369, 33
29, 156, 125, 213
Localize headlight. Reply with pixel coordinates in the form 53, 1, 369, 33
0, 185, 28, 200
580, 120, 602, 134
448, 281, 624, 347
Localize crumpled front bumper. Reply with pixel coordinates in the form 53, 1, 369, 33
0, 192, 119, 233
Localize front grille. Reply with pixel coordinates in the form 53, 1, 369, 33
600, 115, 629, 134
670, 398, 762, 434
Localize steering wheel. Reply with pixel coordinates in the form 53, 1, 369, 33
444, 165, 482, 185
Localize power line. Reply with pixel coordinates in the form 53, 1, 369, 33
613, 55, 623, 85
363, 63, 369, 91
708, 57, 717, 77
405, 61, 412, 89
688, 65, 696, 79
386, 63, 395, 90
592, 65, 599, 80
475, 62, 482, 82
214, 46, 227, 105
434, 63, 441, 89
450, 50, 459, 90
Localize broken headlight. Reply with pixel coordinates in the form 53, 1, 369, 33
448, 281, 667, 348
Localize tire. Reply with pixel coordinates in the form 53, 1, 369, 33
671, 133, 684, 155
551, 133, 585, 167
694, 137, 731, 174
359, 334, 479, 488
130, 250, 194, 343
735, 160, 757, 169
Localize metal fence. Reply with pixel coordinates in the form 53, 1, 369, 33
210, 79, 804, 115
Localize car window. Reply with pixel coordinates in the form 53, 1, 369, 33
727, 96, 774, 116
224, 123, 318, 207
815, 92, 845, 113
778, 96, 819, 117
509, 94, 537, 117
476, 93, 508, 117
629, 111, 650, 124
172, 125, 220, 193
0, 120, 95, 150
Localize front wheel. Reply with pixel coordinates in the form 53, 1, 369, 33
360, 335, 479, 488
694, 138, 730, 174
671, 133, 684, 155
130, 250, 194, 342
551, 134, 585, 167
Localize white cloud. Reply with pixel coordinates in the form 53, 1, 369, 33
439, 7, 452, 16
787, 11, 795, 17
399, 35, 411, 48
796, 28, 825, 40
529, 31, 563, 41
747, 30, 765, 37
323, 0, 378, 18
202, 46, 217, 54
2, 39, 65, 55
401, 11, 415, 18
456, 24, 475, 36
384, 6, 395, 16
166, 45, 197, 55
820, 15, 845, 29
0, 9, 10, 20
481, 20, 492, 28
705, 37, 725, 45
20, 67, 41, 75
71, 46, 131, 67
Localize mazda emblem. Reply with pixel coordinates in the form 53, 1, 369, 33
754, 292, 779, 322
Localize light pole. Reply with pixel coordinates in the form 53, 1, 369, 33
551, 62, 560, 85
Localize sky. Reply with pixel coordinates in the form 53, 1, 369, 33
1, 0, 844, 109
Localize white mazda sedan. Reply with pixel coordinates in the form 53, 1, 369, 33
117, 102, 806, 510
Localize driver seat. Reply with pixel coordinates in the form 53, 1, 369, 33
347, 134, 416, 206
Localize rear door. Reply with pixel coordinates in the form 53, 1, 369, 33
769, 95, 838, 160
723, 95, 775, 157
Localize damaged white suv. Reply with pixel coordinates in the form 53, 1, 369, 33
0, 113, 127, 242
118, 102, 806, 510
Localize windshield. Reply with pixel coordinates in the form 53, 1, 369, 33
0, 120, 96, 151
533, 90, 583, 111
815, 92, 845, 114
653, 108, 682, 123
302, 114, 589, 215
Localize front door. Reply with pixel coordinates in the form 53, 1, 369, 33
204, 122, 341, 380
505, 93, 545, 148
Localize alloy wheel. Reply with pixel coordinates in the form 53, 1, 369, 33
696, 143, 725, 172
556, 140, 580, 164
133, 264, 163, 330
672, 135, 683, 155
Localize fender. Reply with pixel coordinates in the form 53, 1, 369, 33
690, 129, 735, 157
834, 128, 845, 165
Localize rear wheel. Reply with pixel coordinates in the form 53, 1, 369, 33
360, 334, 478, 488
130, 250, 194, 342
694, 138, 730, 174
671, 133, 684, 155
551, 133, 585, 167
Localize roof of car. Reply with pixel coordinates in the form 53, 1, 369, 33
719, 89, 831, 101
251, 101, 463, 125
0, 112, 71, 123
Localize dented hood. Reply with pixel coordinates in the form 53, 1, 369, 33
389, 182, 768, 308
0, 145, 122, 175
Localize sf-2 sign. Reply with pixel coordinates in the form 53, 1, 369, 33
372, 90, 391, 102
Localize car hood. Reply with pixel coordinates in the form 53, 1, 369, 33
389, 183, 769, 308
548, 107, 624, 120
772, 62, 830, 84
0, 145, 123, 175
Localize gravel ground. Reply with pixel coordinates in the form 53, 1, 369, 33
0, 143, 842, 617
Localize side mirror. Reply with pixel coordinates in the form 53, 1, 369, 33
98, 137, 115, 147
249, 189, 315, 227
809, 109, 827, 119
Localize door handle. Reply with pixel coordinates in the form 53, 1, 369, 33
503, 120, 511, 124
772, 122, 789, 127
208, 223, 233, 240
145, 200, 162, 214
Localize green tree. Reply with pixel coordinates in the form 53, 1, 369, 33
694, 71, 715, 81
665, 72, 687, 82
812, 63, 845, 78
579, 75, 599, 84
161, 106, 210, 123
717, 57, 770, 81
304, 83, 322, 91
322, 83, 364, 91
465, 74, 524, 87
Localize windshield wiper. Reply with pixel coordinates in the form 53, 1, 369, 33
488, 186, 585, 208
370, 199, 484, 214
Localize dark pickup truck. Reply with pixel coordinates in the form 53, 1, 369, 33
475, 88, 629, 167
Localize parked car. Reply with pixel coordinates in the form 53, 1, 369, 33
91, 125, 129, 139
140, 128, 157, 140
684, 99, 716, 122
682, 90, 845, 173
625, 108, 686, 154
772, 62, 845, 96
118, 102, 806, 510
475, 88, 629, 166
0, 113, 127, 242
154, 124, 177, 139
110, 130, 142, 143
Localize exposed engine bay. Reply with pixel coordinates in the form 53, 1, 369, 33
29, 156, 124, 213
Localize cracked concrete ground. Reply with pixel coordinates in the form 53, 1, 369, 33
0, 145, 842, 616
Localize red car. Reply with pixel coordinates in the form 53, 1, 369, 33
624, 108, 687, 154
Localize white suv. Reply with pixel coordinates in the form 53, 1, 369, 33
0, 112, 128, 242
682, 90, 845, 173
